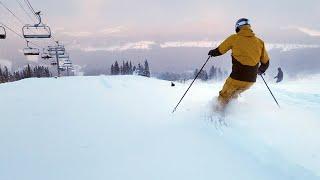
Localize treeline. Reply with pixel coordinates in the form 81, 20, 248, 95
0, 64, 51, 83
194, 65, 229, 81
110, 60, 151, 77
158, 65, 228, 82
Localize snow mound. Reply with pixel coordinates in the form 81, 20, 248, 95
0, 75, 319, 180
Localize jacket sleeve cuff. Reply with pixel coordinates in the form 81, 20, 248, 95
212, 48, 222, 57
259, 61, 269, 72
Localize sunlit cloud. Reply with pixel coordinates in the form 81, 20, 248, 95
61, 31, 93, 37
78, 40, 319, 52
296, 27, 320, 37
282, 26, 320, 37
83, 41, 156, 52
100, 26, 127, 35
266, 43, 320, 52
160, 41, 221, 48
161, 41, 320, 52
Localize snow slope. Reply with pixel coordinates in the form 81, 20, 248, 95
0, 75, 319, 180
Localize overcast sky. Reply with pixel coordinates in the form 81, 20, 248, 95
0, 0, 319, 75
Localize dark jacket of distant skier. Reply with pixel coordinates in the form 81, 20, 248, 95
208, 18, 270, 111
274, 67, 283, 83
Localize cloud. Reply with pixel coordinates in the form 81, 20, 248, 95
296, 27, 320, 37
0, 59, 13, 69
160, 41, 221, 48
266, 43, 320, 52
282, 26, 320, 37
75, 40, 319, 53
59, 26, 127, 38
83, 41, 156, 52
72, 64, 85, 76
100, 26, 126, 35
160, 41, 320, 52
61, 31, 93, 37
25, 56, 39, 62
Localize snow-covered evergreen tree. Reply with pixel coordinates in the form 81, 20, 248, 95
144, 60, 150, 77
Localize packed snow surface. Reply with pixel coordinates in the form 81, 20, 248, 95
0, 75, 319, 180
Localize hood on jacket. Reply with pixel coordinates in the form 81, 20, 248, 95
238, 25, 255, 37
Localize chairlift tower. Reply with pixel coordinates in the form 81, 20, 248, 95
48, 41, 66, 77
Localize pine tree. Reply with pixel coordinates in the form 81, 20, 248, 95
129, 61, 133, 74
194, 68, 199, 78
125, 61, 129, 75
114, 61, 120, 75
111, 64, 114, 75
0, 66, 3, 83
3, 66, 9, 82
202, 70, 208, 81
26, 64, 32, 78
194, 68, 208, 81
217, 68, 222, 80
133, 65, 136, 73
144, 60, 150, 77
209, 65, 217, 80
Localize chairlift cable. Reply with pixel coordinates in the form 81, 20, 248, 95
0, 3, 41, 47
0, 0, 46, 41
0, 22, 41, 48
15, 0, 37, 23
22, 0, 58, 44
1, 0, 67, 59
0, 1, 25, 25
23, 0, 37, 16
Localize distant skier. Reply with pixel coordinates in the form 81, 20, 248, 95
208, 18, 270, 112
274, 67, 283, 83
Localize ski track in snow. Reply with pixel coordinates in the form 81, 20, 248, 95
0, 75, 319, 180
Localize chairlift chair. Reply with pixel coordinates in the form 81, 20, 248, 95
42, 54, 52, 59
41, 48, 52, 59
48, 44, 65, 51
22, 12, 51, 39
58, 54, 69, 58
48, 45, 65, 56
58, 66, 66, 71
63, 63, 72, 68
23, 41, 40, 56
0, 26, 6, 39
50, 59, 57, 65
64, 60, 72, 64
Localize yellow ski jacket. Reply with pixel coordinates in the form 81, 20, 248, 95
211, 25, 270, 82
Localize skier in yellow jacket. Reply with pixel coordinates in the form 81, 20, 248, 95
208, 18, 270, 111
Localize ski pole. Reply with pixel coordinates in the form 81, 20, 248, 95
260, 74, 280, 108
172, 56, 212, 113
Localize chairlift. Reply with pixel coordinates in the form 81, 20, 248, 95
58, 53, 69, 58
48, 45, 65, 56
0, 26, 6, 39
50, 59, 57, 65
42, 54, 52, 59
59, 55, 70, 63
63, 63, 72, 68
41, 48, 52, 59
22, 12, 51, 39
63, 60, 72, 65
58, 66, 66, 71
23, 41, 40, 56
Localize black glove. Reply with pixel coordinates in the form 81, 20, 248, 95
257, 68, 265, 75
257, 61, 269, 75
208, 48, 222, 57
208, 49, 215, 56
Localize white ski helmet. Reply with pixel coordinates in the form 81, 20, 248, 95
235, 18, 250, 33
